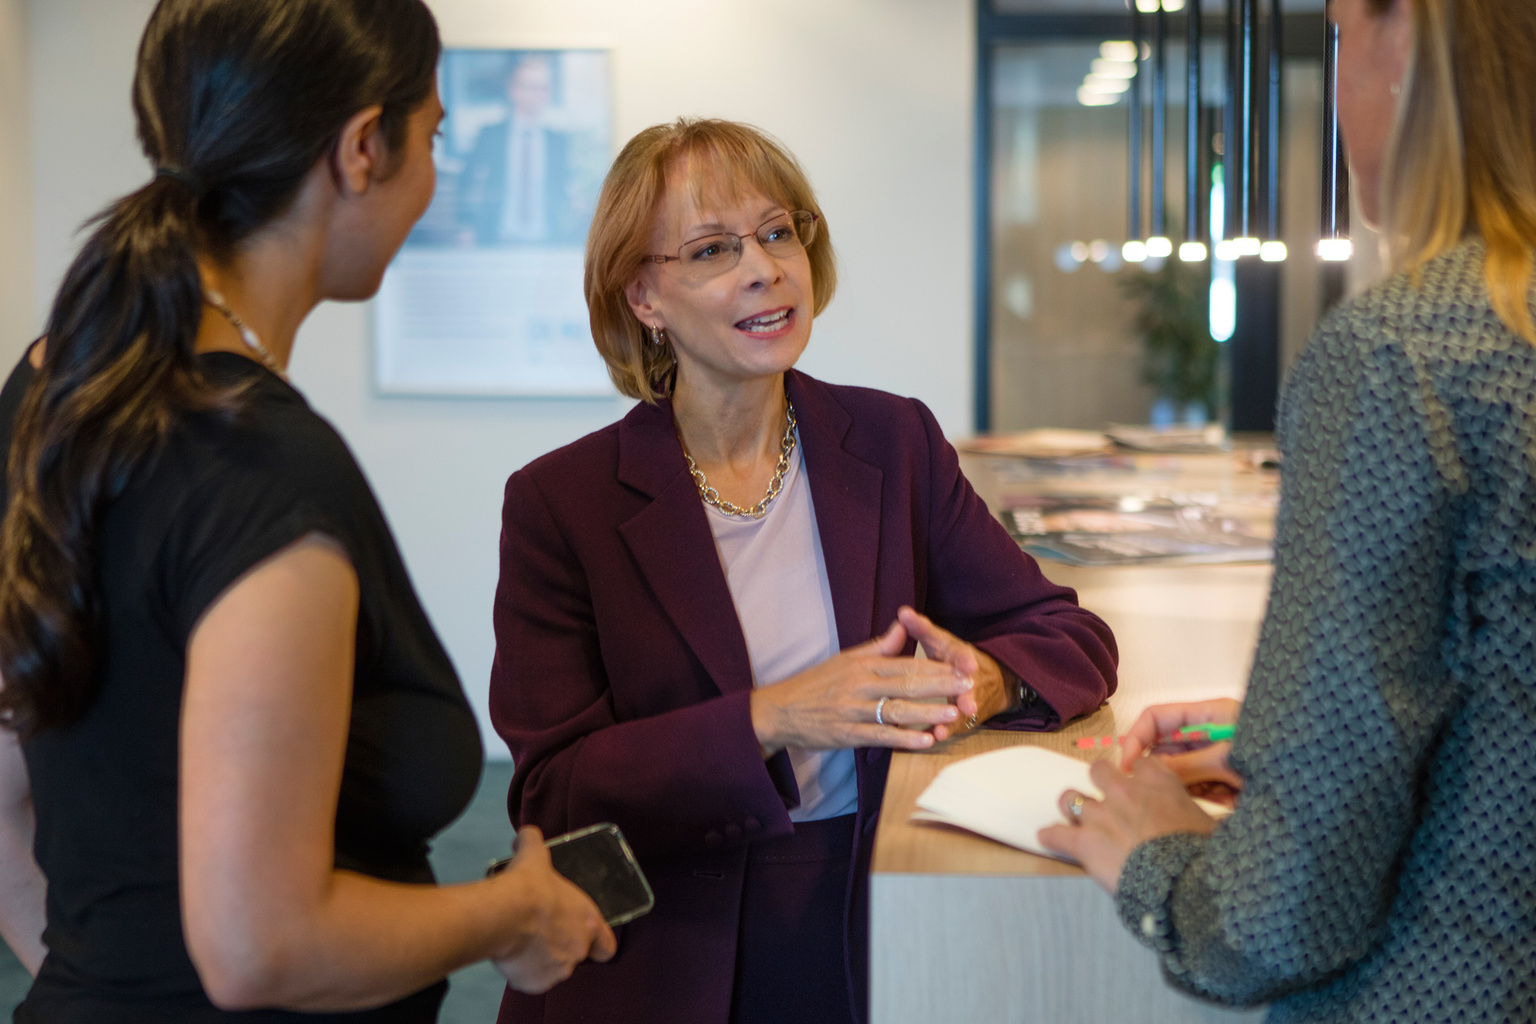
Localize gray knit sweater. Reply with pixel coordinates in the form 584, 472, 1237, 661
1115, 240, 1536, 1022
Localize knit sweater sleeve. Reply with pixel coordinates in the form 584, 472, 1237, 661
1111, 294, 1466, 1006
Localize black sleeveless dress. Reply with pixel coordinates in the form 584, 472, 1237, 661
3, 352, 482, 1023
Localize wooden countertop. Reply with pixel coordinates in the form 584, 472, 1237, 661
872, 450, 1278, 880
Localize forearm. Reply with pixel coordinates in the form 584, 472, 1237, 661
0, 803, 46, 975
1117, 834, 1290, 1006
195, 870, 530, 1012
972, 623, 1114, 725
926, 517, 1118, 725
915, 395, 1117, 722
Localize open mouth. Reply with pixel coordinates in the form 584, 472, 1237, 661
735, 308, 794, 334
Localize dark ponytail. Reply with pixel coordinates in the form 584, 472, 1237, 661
0, 0, 440, 734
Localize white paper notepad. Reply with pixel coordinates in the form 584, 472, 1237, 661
911, 745, 1230, 862
911, 746, 1100, 860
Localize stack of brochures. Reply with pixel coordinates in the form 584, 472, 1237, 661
959, 424, 1229, 457
956, 429, 1115, 458
1103, 422, 1228, 453
1003, 494, 1272, 567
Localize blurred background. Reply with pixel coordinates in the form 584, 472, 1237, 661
0, 0, 1385, 1018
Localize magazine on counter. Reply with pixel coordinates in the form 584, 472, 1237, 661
1103, 422, 1228, 453
1003, 494, 1272, 567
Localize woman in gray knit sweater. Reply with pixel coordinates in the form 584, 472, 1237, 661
1040, 0, 1536, 1020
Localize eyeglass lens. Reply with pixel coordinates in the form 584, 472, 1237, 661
677, 211, 816, 277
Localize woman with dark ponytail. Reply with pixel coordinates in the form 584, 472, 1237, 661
0, 1, 614, 1020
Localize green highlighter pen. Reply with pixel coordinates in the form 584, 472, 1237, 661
1170, 723, 1236, 742
1075, 723, 1236, 750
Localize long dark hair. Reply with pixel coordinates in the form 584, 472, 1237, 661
0, 0, 440, 734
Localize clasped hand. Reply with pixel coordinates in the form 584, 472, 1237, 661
750, 607, 992, 756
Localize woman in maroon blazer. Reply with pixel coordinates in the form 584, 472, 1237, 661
489, 118, 1118, 1024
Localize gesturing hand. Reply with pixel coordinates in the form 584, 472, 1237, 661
750, 619, 975, 756
491, 826, 616, 994
1037, 758, 1218, 894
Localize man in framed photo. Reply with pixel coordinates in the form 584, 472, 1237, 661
457, 54, 586, 247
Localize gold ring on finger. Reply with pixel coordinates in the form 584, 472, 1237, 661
1067, 793, 1088, 822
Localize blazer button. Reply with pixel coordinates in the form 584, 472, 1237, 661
724, 823, 743, 841
705, 830, 724, 849
743, 817, 761, 832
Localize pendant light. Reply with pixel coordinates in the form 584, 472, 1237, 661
1232, 0, 1260, 255
1259, 0, 1288, 261
1124, 6, 1149, 263
1216, 0, 1239, 259
1318, 19, 1352, 260
1180, 0, 1208, 262
1146, 3, 1173, 259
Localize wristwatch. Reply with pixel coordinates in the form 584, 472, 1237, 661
965, 665, 1038, 730
1002, 666, 1039, 713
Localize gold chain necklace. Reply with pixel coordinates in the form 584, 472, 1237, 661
684, 402, 797, 519
204, 289, 288, 382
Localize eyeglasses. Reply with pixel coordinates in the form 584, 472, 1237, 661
641, 210, 818, 281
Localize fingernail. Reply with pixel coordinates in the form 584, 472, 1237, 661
943, 707, 958, 720
959, 676, 974, 691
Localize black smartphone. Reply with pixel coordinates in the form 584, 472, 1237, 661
487, 822, 655, 927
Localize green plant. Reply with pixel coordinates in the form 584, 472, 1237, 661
1121, 257, 1218, 411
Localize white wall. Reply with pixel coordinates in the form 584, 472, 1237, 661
23, 0, 976, 757
0, 0, 32, 357
27, 0, 152, 338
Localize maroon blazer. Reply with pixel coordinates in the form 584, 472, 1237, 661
489, 370, 1117, 1024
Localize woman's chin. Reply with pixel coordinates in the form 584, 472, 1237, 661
732, 335, 810, 381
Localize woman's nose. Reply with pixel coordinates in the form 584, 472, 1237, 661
735, 235, 783, 287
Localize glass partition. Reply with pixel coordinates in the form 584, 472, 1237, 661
984, 28, 1327, 432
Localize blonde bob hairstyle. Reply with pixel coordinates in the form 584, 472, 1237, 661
585, 118, 838, 403
1379, 0, 1536, 340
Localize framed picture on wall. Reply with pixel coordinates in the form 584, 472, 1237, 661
373, 47, 614, 396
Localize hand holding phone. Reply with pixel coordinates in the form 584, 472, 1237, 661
485, 825, 617, 994
489, 822, 655, 928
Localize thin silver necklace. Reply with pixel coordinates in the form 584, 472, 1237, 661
684, 402, 797, 519
204, 289, 288, 381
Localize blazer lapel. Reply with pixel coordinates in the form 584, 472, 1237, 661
616, 400, 754, 696
787, 372, 885, 651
